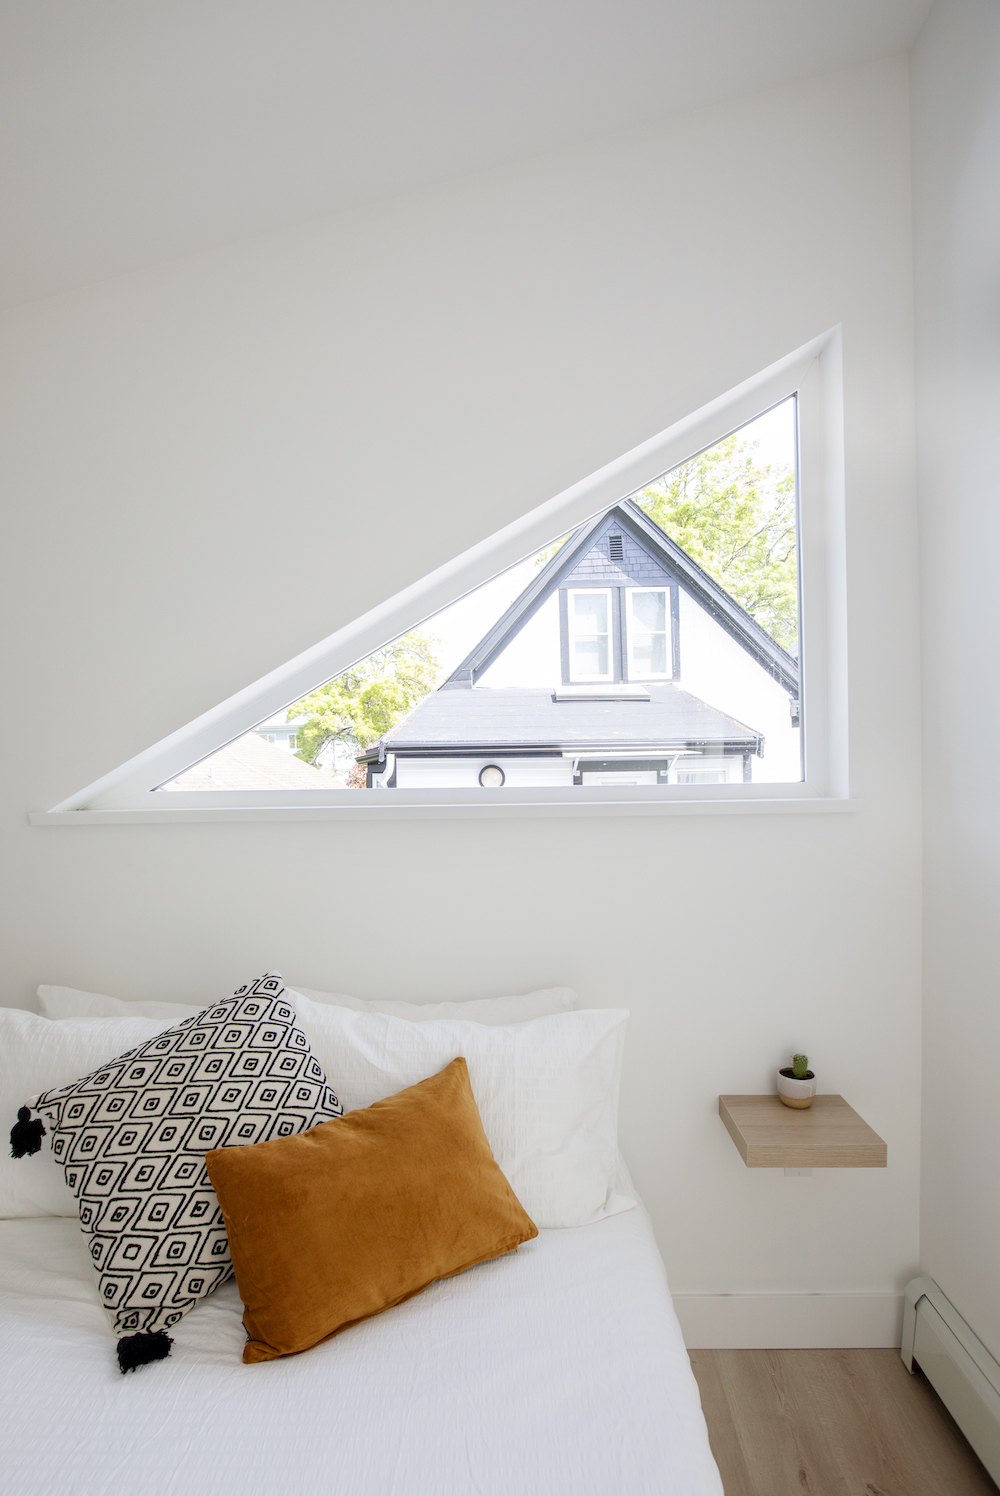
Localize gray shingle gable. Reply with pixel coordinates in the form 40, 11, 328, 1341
563, 522, 673, 588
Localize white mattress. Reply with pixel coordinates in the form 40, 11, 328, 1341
0, 1196, 721, 1496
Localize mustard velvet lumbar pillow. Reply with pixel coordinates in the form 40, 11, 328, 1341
205, 1057, 538, 1364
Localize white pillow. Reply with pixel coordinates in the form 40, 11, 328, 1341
11, 994, 625, 1228
291, 985, 578, 1023
289, 992, 632, 1229
37, 985, 206, 1021
38, 982, 578, 1026
0, 1008, 173, 1218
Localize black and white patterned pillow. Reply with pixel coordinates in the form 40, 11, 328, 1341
31, 973, 342, 1369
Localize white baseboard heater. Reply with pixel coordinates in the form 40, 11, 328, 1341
902, 1276, 1000, 1484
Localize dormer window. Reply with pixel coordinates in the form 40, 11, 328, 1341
567, 589, 613, 681
626, 588, 670, 679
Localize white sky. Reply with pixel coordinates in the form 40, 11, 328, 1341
265, 396, 797, 723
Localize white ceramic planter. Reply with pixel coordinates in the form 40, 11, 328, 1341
777, 1067, 816, 1109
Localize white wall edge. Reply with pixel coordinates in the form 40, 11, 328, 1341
28, 798, 857, 826
674, 1291, 904, 1349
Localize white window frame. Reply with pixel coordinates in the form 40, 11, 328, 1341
625, 587, 671, 681
567, 588, 614, 682
31, 328, 848, 824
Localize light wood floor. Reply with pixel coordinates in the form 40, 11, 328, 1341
690, 1348, 999, 1496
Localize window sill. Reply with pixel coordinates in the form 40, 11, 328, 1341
29, 793, 856, 825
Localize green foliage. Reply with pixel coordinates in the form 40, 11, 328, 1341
533, 535, 569, 568
290, 631, 440, 770
636, 432, 798, 654
792, 1053, 810, 1079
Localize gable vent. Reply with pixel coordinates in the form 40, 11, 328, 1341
609, 535, 624, 564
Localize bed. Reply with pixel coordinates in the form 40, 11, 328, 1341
0, 1180, 721, 1496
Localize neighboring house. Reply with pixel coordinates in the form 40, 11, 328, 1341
359, 499, 801, 789
163, 729, 336, 790
251, 716, 351, 782
251, 718, 303, 752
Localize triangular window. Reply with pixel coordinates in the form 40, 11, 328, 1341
43, 331, 845, 819
158, 398, 800, 795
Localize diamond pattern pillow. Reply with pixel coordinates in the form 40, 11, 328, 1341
30, 974, 342, 1369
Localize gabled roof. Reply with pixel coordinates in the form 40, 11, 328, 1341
371, 682, 760, 758
442, 497, 800, 697
162, 731, 337, 791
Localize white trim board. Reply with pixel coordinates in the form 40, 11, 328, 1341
674, 1292, 903, 1349
29, 797, 857, 826
39, 327, 846, 819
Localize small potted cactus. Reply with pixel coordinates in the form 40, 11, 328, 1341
777, 1052, 816, 1109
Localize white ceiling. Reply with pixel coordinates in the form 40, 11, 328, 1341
0, 0, 933, 309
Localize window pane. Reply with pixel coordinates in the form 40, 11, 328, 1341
631, 591, 666, 631
159, 397, 801, 793
632, 634, 667, 675
571, 592, 608, 634
573, 636, 609, 676
634, 395, 800, 782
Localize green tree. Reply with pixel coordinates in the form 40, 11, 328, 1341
636, 433, 798, 654
291, 631, 440, 772
533, 534, 568, 568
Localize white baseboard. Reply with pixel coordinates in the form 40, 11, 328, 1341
673, 1292, 904, 1349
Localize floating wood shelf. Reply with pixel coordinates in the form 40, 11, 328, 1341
719, 1094, 887, 1169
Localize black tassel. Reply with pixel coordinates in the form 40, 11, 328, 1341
117, 1330, 173, 1374
9, 1106, 45, 1159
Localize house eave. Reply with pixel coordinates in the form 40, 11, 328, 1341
359, 736, 763, 762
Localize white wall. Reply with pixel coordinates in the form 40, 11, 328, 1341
0, 57, 921, 1343
912, 0, 1000, 1360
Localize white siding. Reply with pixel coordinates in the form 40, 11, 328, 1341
395, 756, 574, 788
676, 590, 801, 783
476, 592, 561, 688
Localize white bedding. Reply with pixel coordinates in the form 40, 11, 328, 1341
0, 1196, 721, 1496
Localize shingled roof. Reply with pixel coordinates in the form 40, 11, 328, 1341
378, 683, 759, 754
162, 731, 337, 790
